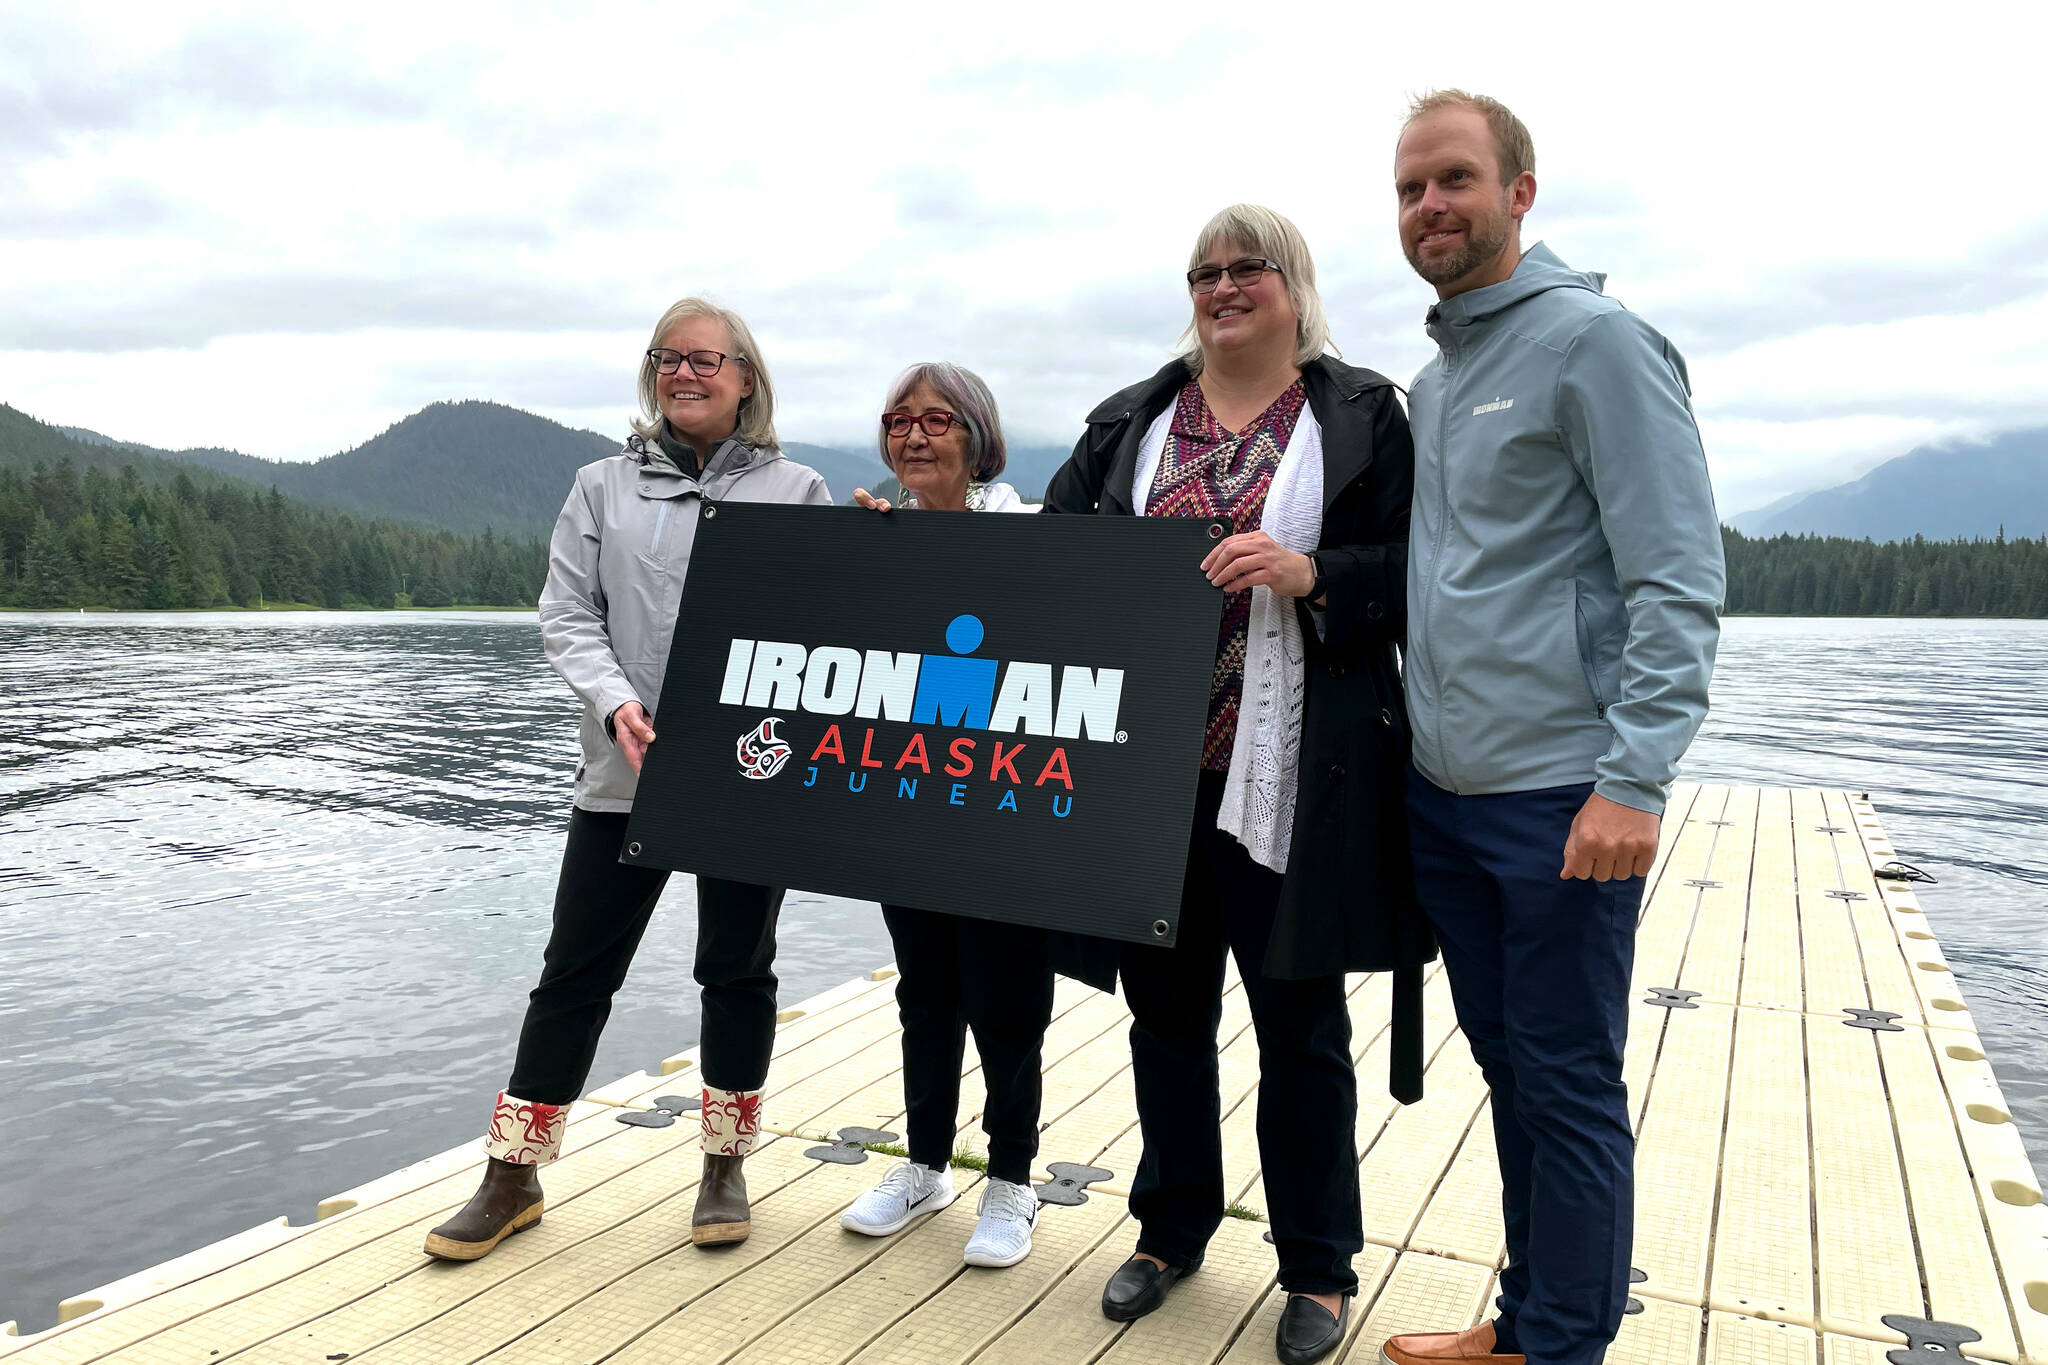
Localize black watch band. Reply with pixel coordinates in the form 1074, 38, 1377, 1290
1306, 552, 1326, 602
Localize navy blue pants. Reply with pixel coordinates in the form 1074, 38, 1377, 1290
1407, 770, 1642, 1365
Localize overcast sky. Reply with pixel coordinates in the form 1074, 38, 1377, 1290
4, 0, 2042, 516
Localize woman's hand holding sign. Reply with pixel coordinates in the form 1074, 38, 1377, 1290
1201, 529, 1318, 602
612, 701, 658, 775
853, 488, 894, 514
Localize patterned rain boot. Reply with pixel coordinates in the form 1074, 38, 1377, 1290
691, 1085, 762, 1246
422, 1092, 564, 1261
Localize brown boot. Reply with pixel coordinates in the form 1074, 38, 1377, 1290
691, 1152, 751, 1245
693, 1085, 762, 1247
423, 1157, 545, 1261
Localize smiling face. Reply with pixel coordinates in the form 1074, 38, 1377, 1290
655, 317, 753, 450
885, 379, 973, 510
1395, 107, 1536, 299
1190, 240, 1299, 366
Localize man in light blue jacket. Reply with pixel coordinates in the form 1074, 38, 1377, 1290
1380, 93, 1724, 1365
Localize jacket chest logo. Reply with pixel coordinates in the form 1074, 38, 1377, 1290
1471, 397, 1516, 416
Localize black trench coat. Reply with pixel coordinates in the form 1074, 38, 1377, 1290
1043, 356, 1437, 1102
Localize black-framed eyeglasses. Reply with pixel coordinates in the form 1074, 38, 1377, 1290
647, 347, 748, 378
1186, 257, 1283, 294
881, 411, 966, 439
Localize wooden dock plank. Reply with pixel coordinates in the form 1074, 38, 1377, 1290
1630, 1000, 1737, 1309
9, 786, 2043, 1365
1740, 787, 1806, 1013
1805, 998, 1922, 1342
1676, 784, 1762, 1005
1708, 1005, 1813, 1324
1093, 1216, 1274, 1365
470, 1156, 888, 1364
1336, 1253, 1495, 1365
321, 1142, 863, 1365
1706, 1313, 1819, 1365
841, 1190, 1131, 1365
1873, 1021, 2022, 1360
1405, 1102, 1506, 1268
1633, 785, 1727, 997
1213, 1247, 1397, 1364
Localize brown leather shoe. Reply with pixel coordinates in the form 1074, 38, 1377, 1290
691, 1152, 751, 1246
1380, 1321, 1525, 1365
422, 1157, 544, 1261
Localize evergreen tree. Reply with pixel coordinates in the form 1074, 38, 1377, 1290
22, 513, 75, 608
100, 512, 144, 608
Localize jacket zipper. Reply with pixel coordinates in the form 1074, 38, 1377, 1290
1419, 345, 1458, 790
649, 502, 671, 554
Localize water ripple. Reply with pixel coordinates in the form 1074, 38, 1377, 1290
1, 611, 2043, 1334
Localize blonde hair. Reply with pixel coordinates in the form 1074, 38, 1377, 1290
1403, 89, 1535, 184
1178, 204, 1335, 373
631, 297, 779, 449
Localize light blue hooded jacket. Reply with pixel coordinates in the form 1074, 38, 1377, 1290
1405, 243, 1724, 815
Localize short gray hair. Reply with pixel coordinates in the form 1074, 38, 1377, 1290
631, 297, 779, 449
876, 362, 1007, 481
1178, 204, 1336, 373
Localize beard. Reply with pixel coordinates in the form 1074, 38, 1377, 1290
1404, 206, 1513, 289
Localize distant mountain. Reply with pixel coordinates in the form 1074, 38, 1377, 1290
1732, 429, 2048, 542
4, 405, 253, 495
785, 442, 890, 504
22, 401, 1078, 539
47, 402, 612, 539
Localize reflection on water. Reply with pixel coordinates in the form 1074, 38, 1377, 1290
0, 613, 875, 1333
1, 612, 2043, 1332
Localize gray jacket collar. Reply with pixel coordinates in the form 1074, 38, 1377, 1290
1425, 242, 1607, 345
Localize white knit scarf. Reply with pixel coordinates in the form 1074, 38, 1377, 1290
1134, 399, 1324, 872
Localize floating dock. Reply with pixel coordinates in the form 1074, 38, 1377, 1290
5, 786, 2045, 1364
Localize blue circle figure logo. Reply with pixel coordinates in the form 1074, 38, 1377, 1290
945, 614, 984, 655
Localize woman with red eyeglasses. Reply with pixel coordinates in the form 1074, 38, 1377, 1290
839, 362, 1052, 1269
422, 297, 831, 1265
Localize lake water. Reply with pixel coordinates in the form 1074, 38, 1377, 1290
2, 613, 2043, 1333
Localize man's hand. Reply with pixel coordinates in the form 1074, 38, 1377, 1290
1561, 792, 1659, 881
613, 701, 657, 775
1201, 530, 1315, 598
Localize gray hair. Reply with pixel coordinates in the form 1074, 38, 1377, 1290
1177, 204, 1337, 374
631, 297, 779, 449
876, 362, 1007, 481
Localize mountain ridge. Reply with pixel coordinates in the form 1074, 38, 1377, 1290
1731, 428, 2048, 542
24, 400, 1073, 537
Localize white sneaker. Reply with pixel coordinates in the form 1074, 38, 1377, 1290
841, 1159, 955, 1237
962, 1177, 1039, 1267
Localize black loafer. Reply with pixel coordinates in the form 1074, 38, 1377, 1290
1100, 1254, 1200, 1321
1275, 1293, 1348, 1365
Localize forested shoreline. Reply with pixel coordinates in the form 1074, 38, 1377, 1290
4, 456, 2047, 615
0, 460, 545, 610
1718, 527, 2048, 617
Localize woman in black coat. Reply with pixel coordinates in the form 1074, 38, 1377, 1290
1042, 204, 1434, 1365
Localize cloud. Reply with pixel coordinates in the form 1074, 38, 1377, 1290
2, 0, 2044, 519
0, 274, 635, 351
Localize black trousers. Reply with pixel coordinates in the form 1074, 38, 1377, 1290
881, 905, 1055, 1186
1121, 771, 1363, 1297
506, 808, 784, 1105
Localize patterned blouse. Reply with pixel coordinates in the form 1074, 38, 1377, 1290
1145, 377, 1307, 771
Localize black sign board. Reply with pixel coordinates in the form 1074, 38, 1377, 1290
621, 502, 1226, 947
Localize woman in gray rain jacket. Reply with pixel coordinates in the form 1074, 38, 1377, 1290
423, 297, 831, 1265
